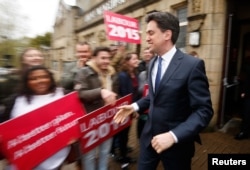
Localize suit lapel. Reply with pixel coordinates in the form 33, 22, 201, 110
156, 50, 183, 95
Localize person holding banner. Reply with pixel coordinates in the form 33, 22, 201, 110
1, 66, 71, 170
113, 11, 213, 170
74, 46, 118, 170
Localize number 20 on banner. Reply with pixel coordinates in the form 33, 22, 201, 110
108, 24, 140, 42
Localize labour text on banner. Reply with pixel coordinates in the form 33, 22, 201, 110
78, 94, 132, 153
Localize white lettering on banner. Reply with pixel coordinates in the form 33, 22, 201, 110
105, 15, 137, 28
14, 131, 57, 160
53, 112, 74, 126
83, 118, 129, 148
108, 24, 140, 40
7, 122, 52, 149
56, 120, 77, 134
80, 101, 128, 132
6, 112, 77, 160
80, 100, 129, 148
84, 0, 127, 22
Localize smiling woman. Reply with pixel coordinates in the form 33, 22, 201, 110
27, 69, 53, 95
1, 65, 71, 170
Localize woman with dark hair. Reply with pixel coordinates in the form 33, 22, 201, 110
2, 66, 70, 170
117, 52, 140, 170
17, 66, 57, 103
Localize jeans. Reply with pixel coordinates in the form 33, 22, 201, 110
82, 138, 112, 170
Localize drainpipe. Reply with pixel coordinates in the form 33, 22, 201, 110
220, 14, 233, 128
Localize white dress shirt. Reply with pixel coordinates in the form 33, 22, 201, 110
152, 46, 176, 91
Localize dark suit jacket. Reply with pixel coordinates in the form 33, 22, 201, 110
137, 49, 213, 151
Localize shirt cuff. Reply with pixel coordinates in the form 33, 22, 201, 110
169, 131, 178, 143
131, 103, 139, 112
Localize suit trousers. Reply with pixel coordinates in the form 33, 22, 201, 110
138, 140, 194, 170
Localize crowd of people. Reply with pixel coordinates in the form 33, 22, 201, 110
0, 11, 224, 170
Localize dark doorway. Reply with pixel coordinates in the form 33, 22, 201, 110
221, 0, 250, 126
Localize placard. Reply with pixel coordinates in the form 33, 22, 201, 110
78, 94, 132, 153
0, 92, 85, 170
104, 11, 141, 44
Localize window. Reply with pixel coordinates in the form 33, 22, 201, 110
176, 7, 187, 53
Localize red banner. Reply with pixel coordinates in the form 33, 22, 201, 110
78, 94, 132, 153
143, 84, 149, 97
104, 11, 141, 44
0, 92, 86, 170
143, 84, 149, 113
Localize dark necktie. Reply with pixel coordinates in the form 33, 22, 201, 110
155, 56, 162, 91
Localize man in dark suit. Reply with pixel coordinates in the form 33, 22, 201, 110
113, 11, 213, 170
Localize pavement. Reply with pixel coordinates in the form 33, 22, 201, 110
0, 117, 249, 170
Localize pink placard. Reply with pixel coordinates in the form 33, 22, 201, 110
104, 11, 141, 44
78, 94, 132, 153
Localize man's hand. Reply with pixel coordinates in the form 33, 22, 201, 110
113, 105, 134, 124
101, 89, 117, 106
77, 58, 88, 68
151, 132, 175, 154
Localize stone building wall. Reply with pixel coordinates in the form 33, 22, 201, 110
52, 0, 250, 128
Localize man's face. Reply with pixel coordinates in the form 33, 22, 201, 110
76, 44, 91, 65
143, 49, 154, 62
146, 20, 171, 55
94, 51, 111, 71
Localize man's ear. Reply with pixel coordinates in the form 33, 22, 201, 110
164, 30, 172, 41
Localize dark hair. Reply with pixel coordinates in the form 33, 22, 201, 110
19, 65, 57, 103
145, 11, 180, 44
120, 52, 138, 73
92, 46, 111, 57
